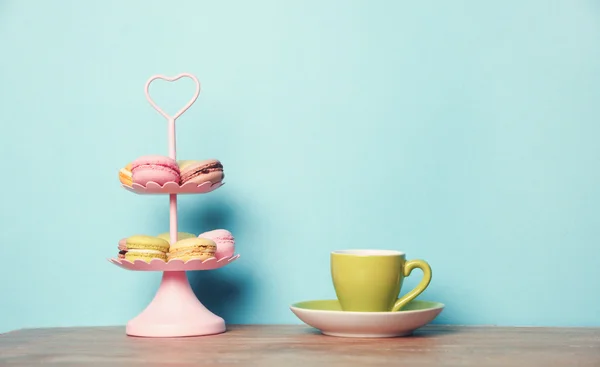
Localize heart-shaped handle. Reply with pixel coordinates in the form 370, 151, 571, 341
144, 73, 201, 121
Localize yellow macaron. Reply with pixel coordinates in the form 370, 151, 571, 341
119, 163, 133, 186
167, 237, 216, 262
125, 249, 167, 262
124, 235, 169, 263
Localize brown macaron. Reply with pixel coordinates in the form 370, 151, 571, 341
178, 159, 224, 185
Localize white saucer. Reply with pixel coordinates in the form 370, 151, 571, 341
289, 299, 444, 338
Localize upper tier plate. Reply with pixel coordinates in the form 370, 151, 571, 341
122, 181, 224, 195
108, 254, 240, 271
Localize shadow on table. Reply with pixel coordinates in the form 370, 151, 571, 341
299, 326, 460, 339
409, 325, 461, 338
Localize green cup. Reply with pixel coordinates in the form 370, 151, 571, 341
331, 250, 432, 312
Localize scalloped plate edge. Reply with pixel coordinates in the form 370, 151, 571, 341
108, 254, 240, 266
122, 181, 224, 190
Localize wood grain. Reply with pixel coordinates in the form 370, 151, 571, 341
1, 325, 599, 366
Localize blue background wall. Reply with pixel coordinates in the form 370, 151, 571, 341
1, 0, 599, 333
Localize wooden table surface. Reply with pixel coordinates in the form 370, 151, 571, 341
1, 325, 599, 366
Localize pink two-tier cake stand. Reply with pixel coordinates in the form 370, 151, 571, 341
108, 73, 240, 338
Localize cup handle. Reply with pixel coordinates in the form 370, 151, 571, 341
391, 259, 432, 312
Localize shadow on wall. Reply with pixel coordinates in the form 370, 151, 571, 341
189, 268, 250, 324
179, 195, 252, 323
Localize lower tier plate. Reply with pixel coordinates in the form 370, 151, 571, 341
108, 254, 239, 271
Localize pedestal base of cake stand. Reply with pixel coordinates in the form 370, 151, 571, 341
126, 271, 225, 338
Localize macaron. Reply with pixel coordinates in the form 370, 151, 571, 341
178, 159, 224, 186
167, 237, 216, 262
125, 249, 167, 262
157, 231, 196, 244
199, 229, 235, 260
124, 235, 169, 262
131, 155, 180, 186
118, 238, 128, 259
119, 163, 133, 187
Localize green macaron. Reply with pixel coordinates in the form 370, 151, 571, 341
157, 232, 196, 244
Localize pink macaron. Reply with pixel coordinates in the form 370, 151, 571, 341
198, 229, 235, 260
131, 155, 180, 186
